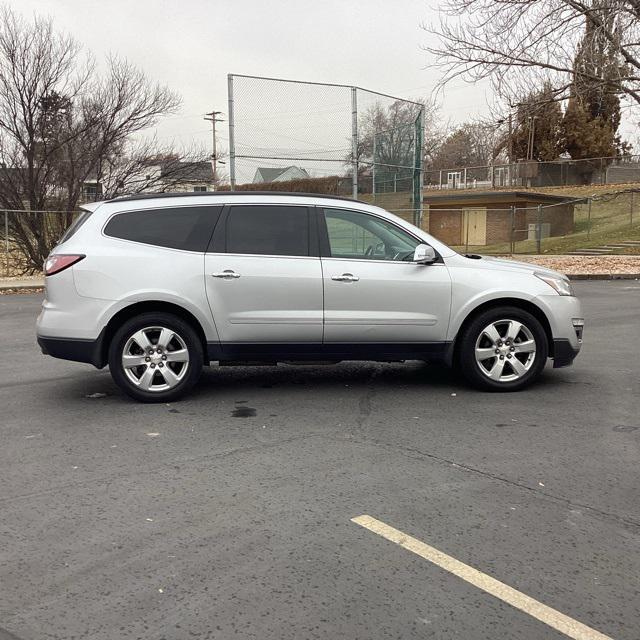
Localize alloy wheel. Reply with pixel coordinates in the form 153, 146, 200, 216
474, 319, 537, 382
121, 326, 190, 392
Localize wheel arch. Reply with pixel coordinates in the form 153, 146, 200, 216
96, 301, 209, 368
446, 297, 554, 367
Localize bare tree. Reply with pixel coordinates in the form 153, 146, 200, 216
431, 120, 504, 169
0, 7, 207, 272
423, 0, 640, 108
345, 98, 442, 192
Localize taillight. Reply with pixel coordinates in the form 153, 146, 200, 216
44, 254, 85, 276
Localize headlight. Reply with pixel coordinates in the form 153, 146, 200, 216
534, 272, 573, 296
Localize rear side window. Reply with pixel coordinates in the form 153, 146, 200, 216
226, 205, 309, 256
104, 206, 221, 251
59, 208, 93, 243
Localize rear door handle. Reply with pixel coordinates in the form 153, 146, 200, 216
211, 270, 240, 279
331, 273, 359, 282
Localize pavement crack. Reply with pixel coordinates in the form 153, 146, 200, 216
338, 433, 640, 532
0, 432, 326, 505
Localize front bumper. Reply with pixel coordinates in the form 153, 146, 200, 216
535, 294, 583, 365
552, 339, 580, 368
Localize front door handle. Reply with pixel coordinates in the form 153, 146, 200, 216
331, 273, 359, 282
211, 270, 240, 279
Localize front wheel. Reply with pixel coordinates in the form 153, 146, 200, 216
108, 312, 203, 402
457, 307, 548, 391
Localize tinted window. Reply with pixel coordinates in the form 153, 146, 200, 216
59, 208, 93, 243
324, 208, 419, 261
226, 205, 309, 256
104, 206, 221, 251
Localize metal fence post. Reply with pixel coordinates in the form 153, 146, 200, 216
227, 74, 236, 189
372, 133, 376, 200
4, 210, 8, 277
510, 205, 515, 254
631, 191, 635, 228
351, 87, 358, 199
464, 210, 469, 254
587, 198, 592, 238
413, 107, 424, 228
536, 204, 542, 254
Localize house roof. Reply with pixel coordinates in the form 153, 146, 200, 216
423, 190, 576, 206
160, 161, 214, 182
253, 166, 310, 183
255, 167, 289, 182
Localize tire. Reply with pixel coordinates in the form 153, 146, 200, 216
457, 306, 548, 392
108, 312, 203, 402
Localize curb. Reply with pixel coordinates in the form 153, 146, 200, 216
567, 273, 640, 281
0, 283, 44, 291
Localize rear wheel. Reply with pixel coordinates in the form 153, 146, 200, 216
108, 312, 203, 402
457, 306, 548, 391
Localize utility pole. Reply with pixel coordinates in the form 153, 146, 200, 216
204, 110, 225, 184
527, 116, 538, 161
497, 110, 513, 186
508, 112, 513, 166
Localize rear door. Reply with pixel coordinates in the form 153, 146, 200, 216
204, 204, 323, 346
319, 207, 451, 344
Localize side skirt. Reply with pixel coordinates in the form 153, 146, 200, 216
206, 342, 450, 363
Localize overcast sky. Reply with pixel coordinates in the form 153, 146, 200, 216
14, 0, 493, 172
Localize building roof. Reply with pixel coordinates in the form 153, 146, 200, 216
423, 190, 576, 206
254, 167, 288, 182
159, 161, 214, 182
253, 166, 310, 183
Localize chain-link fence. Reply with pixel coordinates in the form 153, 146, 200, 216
424, 155, 640, 191
2, 209, 77, 277
227, 74, 424, 224
3, 191, 639, 277
420, 190, 640, 255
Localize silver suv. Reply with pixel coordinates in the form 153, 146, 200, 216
37, 192, 583, 402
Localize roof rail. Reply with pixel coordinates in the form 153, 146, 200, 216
108, 191, 357, 204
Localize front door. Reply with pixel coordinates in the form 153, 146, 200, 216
320, 207, 451, 345
204, 204, 323, 346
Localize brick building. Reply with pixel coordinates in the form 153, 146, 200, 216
423, 191, 575, 247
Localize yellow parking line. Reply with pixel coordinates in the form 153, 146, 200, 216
351, 515, 613, 640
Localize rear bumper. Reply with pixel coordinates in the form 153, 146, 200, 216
37, 335, 105, 368
552, 339, 580, 368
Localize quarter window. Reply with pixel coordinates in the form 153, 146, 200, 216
226, 205, 309, 256
104, 206, 220, 251
323, 208, 420, 261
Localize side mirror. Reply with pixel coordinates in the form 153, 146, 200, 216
413, 244, 436, 264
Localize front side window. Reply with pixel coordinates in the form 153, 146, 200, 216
226, 205, 309, 256
104, 206, 221, 251
323, 208, 420, 261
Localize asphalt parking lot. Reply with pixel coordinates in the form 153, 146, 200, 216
1, 280, 639, 640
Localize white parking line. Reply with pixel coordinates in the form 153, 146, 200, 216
351, 515, 613, 640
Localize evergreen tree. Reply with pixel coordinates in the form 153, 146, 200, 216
511, 84, 564, 161
562, 0, 626, 159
